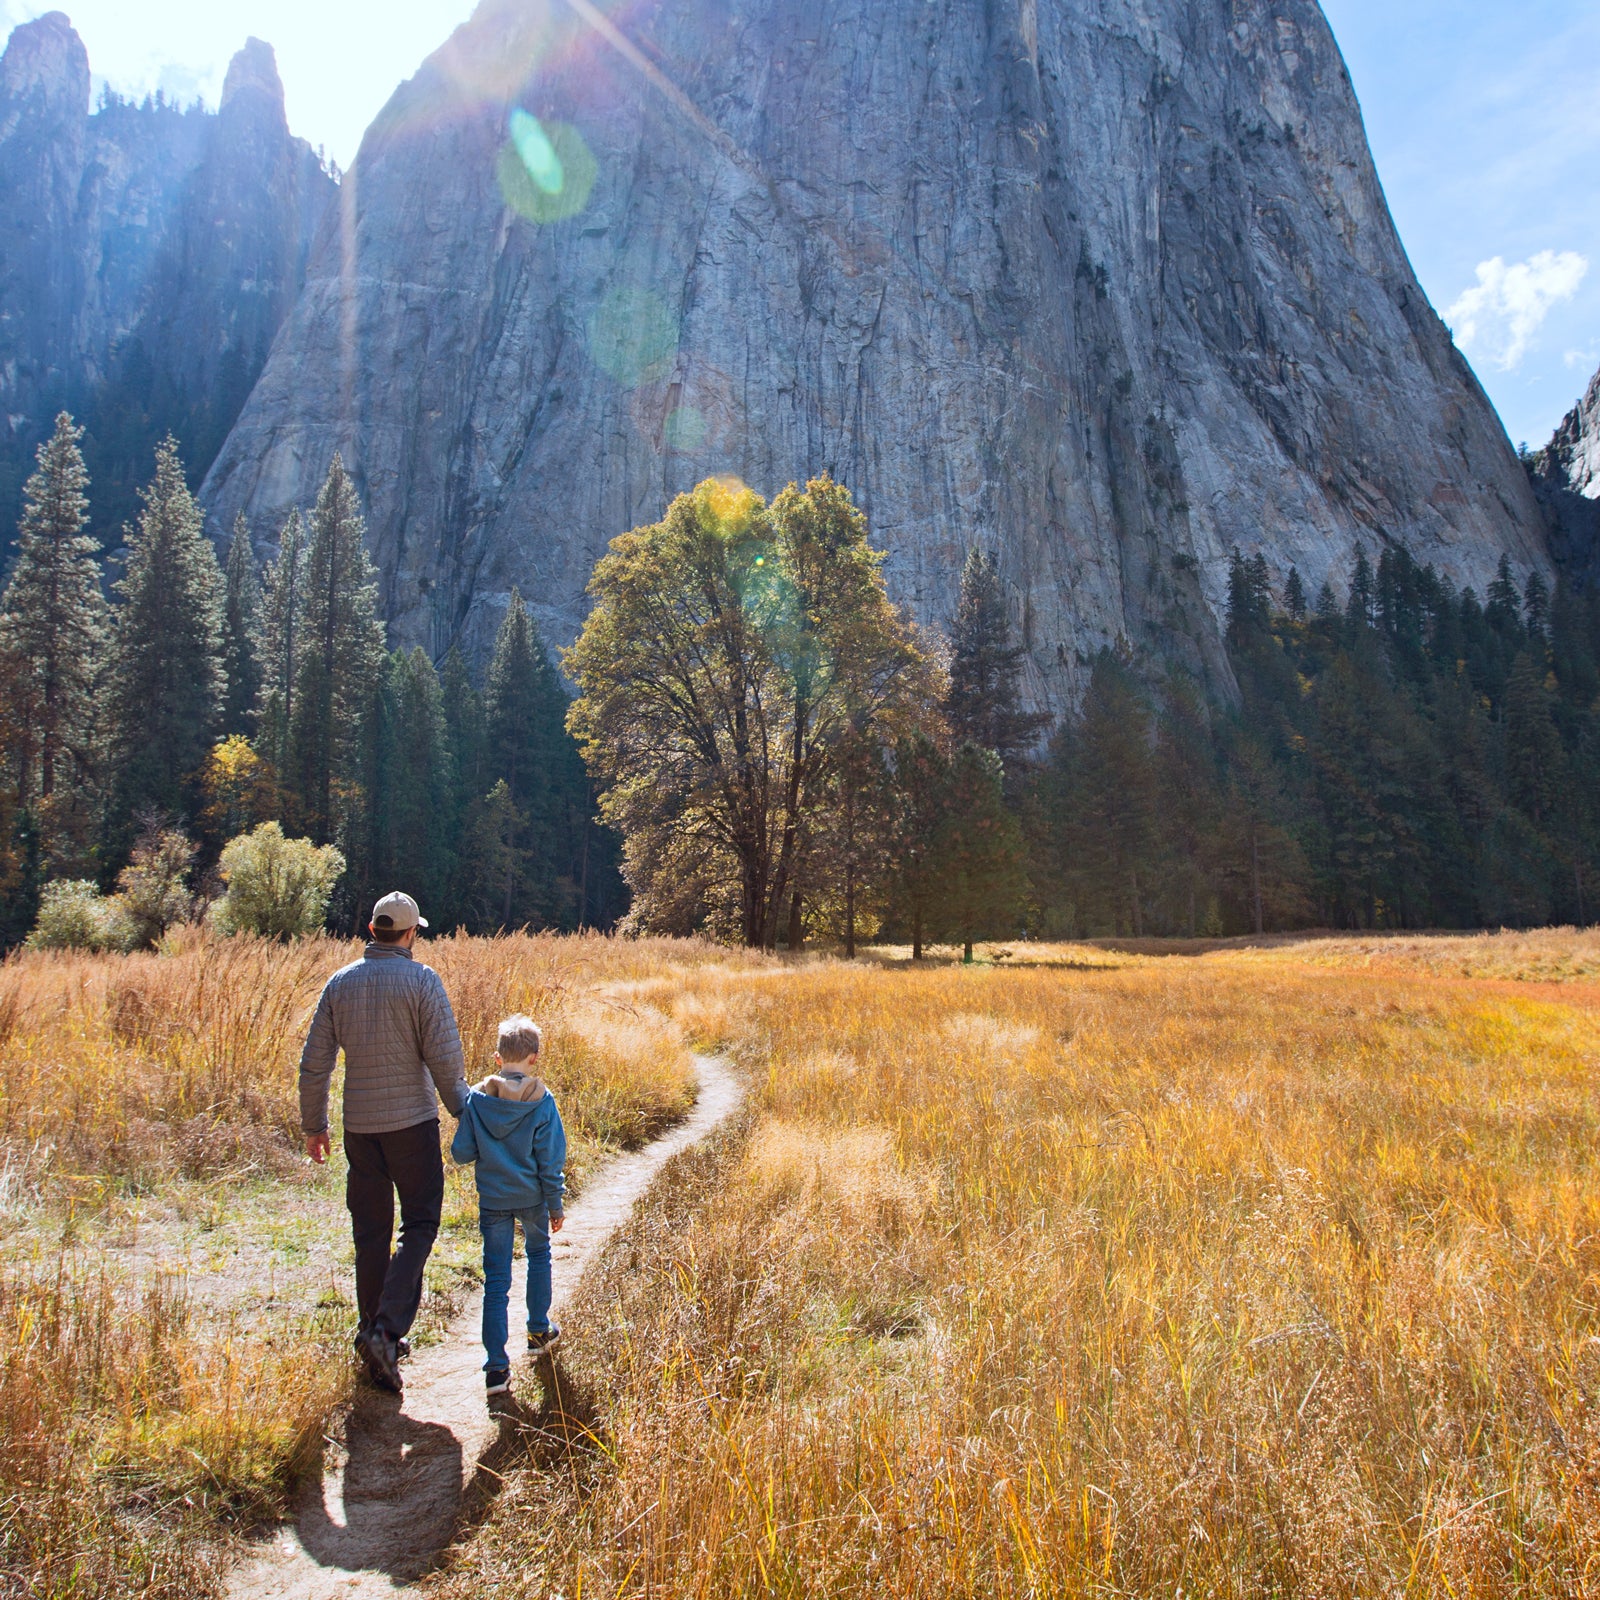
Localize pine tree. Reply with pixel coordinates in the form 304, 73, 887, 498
284, 457, 385, 850
808, 730, 896, 957
886, 731, 951, 960
1057, 650, 1159, 935
438, 643, 486, 930
221, 513, 263, 736
1154, 676, 1224, 935
938, 741, 1024, 960
483, 589, 577, 928
1522, 569, 1551, 653
1345, 549, 1376, 635
370, 647, 452, 919
1284, 567, 1308, 622
0, 413, 108, 876
102, 436, 225, 849
945, 546, 1049, 775
1503, 650, 1564, 829
1226, 548, 1272, 647
255, 509, 306, 780
1485, 555, 1523, 639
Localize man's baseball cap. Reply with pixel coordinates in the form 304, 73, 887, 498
372, 891, 428, 931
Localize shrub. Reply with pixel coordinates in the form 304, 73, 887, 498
115, 819, 198, 949
210, 822, 345, 939
26, 880, 133, 952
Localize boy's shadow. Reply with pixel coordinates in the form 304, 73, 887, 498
455, 1353, 603, 1543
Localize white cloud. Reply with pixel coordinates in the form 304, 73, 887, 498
1565, 345, 1600, 372
1447, 249, 1588, 370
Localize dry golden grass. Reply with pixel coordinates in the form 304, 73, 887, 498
442, 934, 1600, 1598
0, 929, 716, 1597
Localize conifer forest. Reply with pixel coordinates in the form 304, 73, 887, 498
1, 413, 1596, 952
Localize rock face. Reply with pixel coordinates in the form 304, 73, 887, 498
0, 15, 334, 542
1529, 365, 1600, 583
201, 0, 1550, 704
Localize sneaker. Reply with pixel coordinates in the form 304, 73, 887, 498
527, 1324, 562, 1357
358, 1329, 404, 1393
485, 1367, 512, 1396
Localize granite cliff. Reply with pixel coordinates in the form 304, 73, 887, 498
0, 14, 333, 542
196, 0, 1548, 704
199, 0, 1556, 706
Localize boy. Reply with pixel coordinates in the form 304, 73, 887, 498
450, 1014, 567, 1395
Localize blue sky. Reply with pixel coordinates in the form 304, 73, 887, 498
1320, 0, 1600, 448
1, 0, 1595, 449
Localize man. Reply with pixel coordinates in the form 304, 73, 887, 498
300, 891, 470, 1393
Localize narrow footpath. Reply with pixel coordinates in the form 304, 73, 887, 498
228, 1053, 743, 1599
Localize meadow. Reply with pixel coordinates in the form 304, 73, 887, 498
446, 932, 1600, 1598
0, 930, 719, 1597
2, 929, 1598, 1597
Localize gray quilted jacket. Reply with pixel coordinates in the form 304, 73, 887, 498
299, 944, 470, 1136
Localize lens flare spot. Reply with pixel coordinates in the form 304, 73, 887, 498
700, 474, 758, 530
511, 107, 563, 193
588, 287, 679, 386
496, 112, 597, 224
663, 405, 707, 451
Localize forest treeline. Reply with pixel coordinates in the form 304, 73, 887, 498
1038, 549, 1600, 936
1, 414, 1595, 952
0, 415, 619, 947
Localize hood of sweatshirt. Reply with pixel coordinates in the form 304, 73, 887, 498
476, 1070, 546, 1103
470, 1092, 546, 1140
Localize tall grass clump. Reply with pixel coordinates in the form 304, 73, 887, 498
0, 1260, 348, 1596
441, 935, 1600, 1598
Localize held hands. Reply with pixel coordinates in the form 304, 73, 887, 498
305, 1132, 331, 1165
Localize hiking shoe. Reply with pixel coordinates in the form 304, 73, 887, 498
358, 1329, 404, 1393
485, 1367, 512, 1396
527, 1324, 562, 1357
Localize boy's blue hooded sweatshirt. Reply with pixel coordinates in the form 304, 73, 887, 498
450, 1088, 566, 1215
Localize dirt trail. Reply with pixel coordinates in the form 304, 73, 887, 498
228, 1053, 742, 1598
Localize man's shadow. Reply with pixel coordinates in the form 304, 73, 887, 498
290, 1355, 599, 1583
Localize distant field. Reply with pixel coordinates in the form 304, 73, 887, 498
446, 931, 1600, 1598
3, 929, 1597, 1597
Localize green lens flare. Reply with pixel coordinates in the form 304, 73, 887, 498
496, 113, 597, 224
663, 405, 708, 451
588, 287, 678, 386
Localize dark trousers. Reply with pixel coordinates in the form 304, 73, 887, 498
344, 1119, 443, 1340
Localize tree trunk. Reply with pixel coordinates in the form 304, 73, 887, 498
787, 891, 803, 952
963, 937, 973, 963
912, 907, 923, 962
1129, 869, 1143, 937
844, 869, 856, 959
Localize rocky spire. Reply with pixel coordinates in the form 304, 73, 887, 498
0, 12, 89, 134
220, 37, 286, 126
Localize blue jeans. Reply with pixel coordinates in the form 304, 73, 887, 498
480, 1207, 552, 1371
